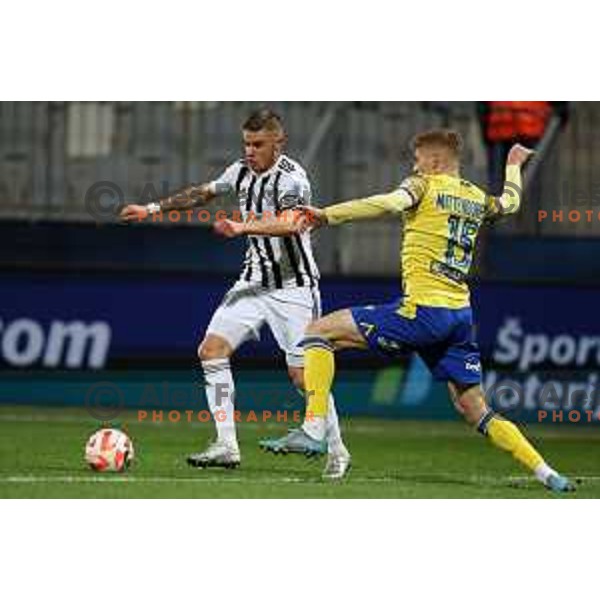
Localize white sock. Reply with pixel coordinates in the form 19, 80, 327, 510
534, 462, 558, 485
202, 359, 237, 446
294, 388, 345, 451
325, 394, 347, 455
303, 416, 327, 441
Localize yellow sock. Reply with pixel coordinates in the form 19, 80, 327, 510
485, 416, 545, 473
304, 342, 335, 418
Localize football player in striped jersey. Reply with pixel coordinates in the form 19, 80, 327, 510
120, 109, 350, 479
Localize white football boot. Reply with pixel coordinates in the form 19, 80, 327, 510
187, 441, 241, 470
322, 448, 352, 480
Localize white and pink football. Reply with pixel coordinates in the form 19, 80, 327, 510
85, 428, 134, 472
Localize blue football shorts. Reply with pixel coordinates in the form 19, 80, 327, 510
350, 298, 482, 385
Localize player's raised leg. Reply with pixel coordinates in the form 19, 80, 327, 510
287, 365, 351, 479
260, 309, 367, 457
304, 310, 367, 436
187, 333, 241, 469
449, 382, 576, 492
258, 286, 352, 478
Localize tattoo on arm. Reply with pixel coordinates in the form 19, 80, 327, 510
158, 183, 222, 212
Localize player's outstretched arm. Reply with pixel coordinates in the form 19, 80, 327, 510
119, 182, 221, 223
214, 209, 310, 239
314, 179, 424, 227
493, 144, 535, 216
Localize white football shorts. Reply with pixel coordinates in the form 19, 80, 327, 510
205, 281, 322, 368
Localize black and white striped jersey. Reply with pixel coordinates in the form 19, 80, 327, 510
213, 155, 320, 289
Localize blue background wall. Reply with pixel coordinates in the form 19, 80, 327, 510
2, 265, 600, 423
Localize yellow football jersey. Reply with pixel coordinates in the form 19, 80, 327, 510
399, 173, 494, 311
325, 173, 500, 314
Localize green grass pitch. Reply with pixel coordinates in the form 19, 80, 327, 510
0, 405, 597, 498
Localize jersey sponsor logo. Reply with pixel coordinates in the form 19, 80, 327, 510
430, 260, 467, 284
0, 317, 111, 369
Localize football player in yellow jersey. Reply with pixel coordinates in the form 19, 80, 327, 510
261, 129, 575, 492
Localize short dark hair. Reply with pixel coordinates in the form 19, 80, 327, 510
412, 129, 463, 158
242, 109, 284, 133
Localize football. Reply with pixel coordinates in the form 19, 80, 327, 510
85, 428, 134, 472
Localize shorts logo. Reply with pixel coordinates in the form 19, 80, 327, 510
360, 322, 376, 337
376, 336, 409, 355
465, 360, 481, 373
377, 337, 403, 352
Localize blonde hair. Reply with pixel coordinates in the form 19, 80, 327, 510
412, 129, 463, 159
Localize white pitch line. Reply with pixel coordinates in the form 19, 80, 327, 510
1, 474, 598, 485
0, 475, 302, 485
0, 475, 402, 485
